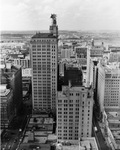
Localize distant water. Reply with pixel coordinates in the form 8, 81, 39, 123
78, 30, 120, 47
1, 30, 120, 47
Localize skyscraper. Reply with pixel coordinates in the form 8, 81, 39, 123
30, 14, 58, 110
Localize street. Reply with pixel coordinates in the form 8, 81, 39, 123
1, 114, 30, 150
93, 117, 111, 150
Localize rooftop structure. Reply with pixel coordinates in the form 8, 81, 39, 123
58, 137, 98, 150
32, 33, 57, 39
0, 84, 10, 96
103, 110, 120, 149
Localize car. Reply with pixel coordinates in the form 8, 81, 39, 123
8, 145, 11, 149
19, 129, 22, 132
94, 126, 98, 132
19, 139, 22, 142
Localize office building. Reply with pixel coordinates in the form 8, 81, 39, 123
61, 46, 73, 59
22, 68, 32, 100
75, 47, 87, 59
13, 57, 31, 68
86, 47, 94, 87
8, 54, 31, 68
30, 14, 58, 110
90, 39, 105, 58
58, 61, 65, 76
109, 52, 120, 62
1, 62, 23, 115
0, 84, 14, 129
97, 63, 120, 113
57, 84, 93, 143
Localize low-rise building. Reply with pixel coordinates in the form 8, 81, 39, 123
57, 137, 98, 150
103, 110, 120, 150
27, 115, 54, 134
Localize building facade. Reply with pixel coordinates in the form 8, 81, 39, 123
57, 85, 93, 143
13, 58, 31, 68
90, 40, 105, 58
64, 66, 83, 86
75, 47, 87, 59
97, 63, 120, 113
30, 14, 58, 110
0, 85, 14, 129
1, 62, 23, 116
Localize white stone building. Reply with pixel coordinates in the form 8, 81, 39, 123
57, 84, 93, 143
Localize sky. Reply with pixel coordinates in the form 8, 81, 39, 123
1, 0, 120, 31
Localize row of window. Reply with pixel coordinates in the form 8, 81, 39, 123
32, 44, 56, 47
58, 100, 90, 105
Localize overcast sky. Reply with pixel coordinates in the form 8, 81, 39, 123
1, 0, 120, 31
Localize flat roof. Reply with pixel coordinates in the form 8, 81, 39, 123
106, 111, 120, 121
0, 84, 10, 96
31, 33, 57, 39
58, 137, 98, 150
29, 117, 54, 124
19, 143, 50, 150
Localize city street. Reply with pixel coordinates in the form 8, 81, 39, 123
1, 129, 20, 150
93, 117, 111, 150
1, 114, 29, 150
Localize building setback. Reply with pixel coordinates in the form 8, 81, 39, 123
30, 14, 58, 110
57, 85, 93, 143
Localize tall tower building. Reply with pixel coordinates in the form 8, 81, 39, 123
30, 14, 58, 110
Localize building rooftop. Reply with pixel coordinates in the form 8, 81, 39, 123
107, 111, 120, 120
58, 85, 93, 100
31, 32, 57, 39
0, 84, 10, 96
105, 110, 120, 147
101, 62, 120, 73
29, 117, 54, 124
8, 54, 25, 59
59, 137, 98, 150
19, 143, 50, 150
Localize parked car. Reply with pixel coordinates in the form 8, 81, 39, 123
94, 126, 98, 132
